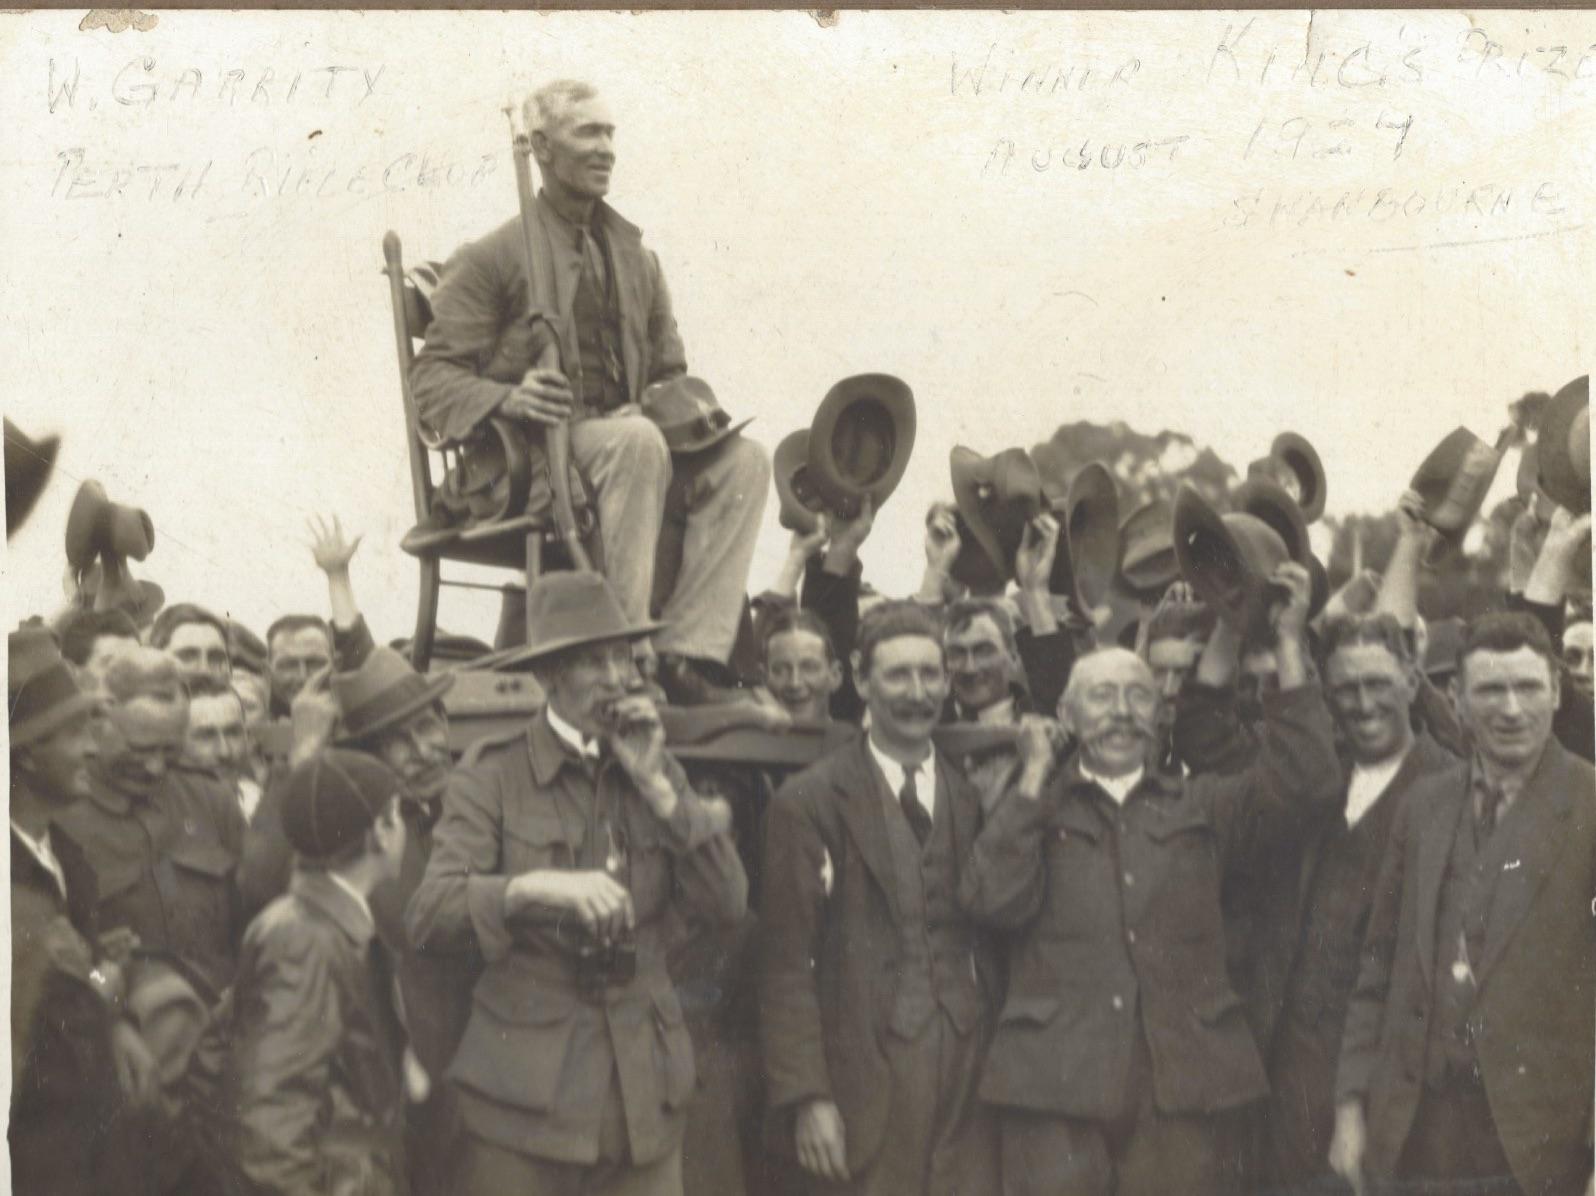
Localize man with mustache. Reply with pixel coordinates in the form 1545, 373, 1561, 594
961, 562, 1340, 1196
1331, 613, 1595, 1196
411, 79, 768, 706
760, 600, 1001, 1195
181, 674, 258, 819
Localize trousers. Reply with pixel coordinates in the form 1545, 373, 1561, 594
570, 412, 769, 663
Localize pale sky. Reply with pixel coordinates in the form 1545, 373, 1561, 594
3, 9, 1592, 645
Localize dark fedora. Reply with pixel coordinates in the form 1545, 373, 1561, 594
333, 646, 455, 746
1246, 432, 1327, 524
75, 559, 165, 629
804, 374, 916, 521
65, 480, 155, 572
641, 376, 752, 456
1232, 476, 1329, 617
949, 446, 1042, 592
500, 571, 664, 671
8, 626, 97, 749
774, 430, 822, 534
1537, 375, 1590, 514
1118, 499, 1179, 598
1409, 427, 1504, 540
5, 419, 59, 539
1048, 461, 1121, 615
1174, 485, 1293, 636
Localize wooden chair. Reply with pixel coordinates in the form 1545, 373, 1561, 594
383, 230, 582, 672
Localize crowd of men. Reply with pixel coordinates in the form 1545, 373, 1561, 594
8, 77, 1595, 1196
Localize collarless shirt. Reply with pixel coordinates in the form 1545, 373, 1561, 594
1080, 765, 1145, 806
868, 736, 936, 821
11, 821, 66, 900
1345, 748, 1409, 829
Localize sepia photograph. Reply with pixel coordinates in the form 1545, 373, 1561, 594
3, 8, 1593, 1195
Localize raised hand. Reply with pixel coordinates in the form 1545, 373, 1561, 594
307, 513, 363, 575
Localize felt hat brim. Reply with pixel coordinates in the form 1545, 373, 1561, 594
774, 430, 823, 534
805, 374, 916, 520
496, 618, 666, 672
1174, 487, 1290, 635
1538, 375, 1590, 515
4, 421, 59, 539
1049, 461, 1120, 613
949, 447, 1042, 591
335, 670, 456, 746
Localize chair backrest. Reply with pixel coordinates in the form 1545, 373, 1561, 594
383, 231, 437, 524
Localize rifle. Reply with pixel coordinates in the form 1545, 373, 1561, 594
504, 100, 592, 571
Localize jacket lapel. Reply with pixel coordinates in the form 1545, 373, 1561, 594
1414, 783, 1467, 991
831, 739, 902, 924
1475, 747, 1575, 986
597, 203, 645, 400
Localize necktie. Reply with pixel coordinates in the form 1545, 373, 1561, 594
899, 769, 931, 847
1477, 779, 1505, 840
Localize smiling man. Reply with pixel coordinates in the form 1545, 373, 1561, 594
1332, 612, 1596, 1196
760, 600, 1001, 1195
412, 79, 768, 705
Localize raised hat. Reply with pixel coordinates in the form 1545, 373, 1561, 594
1118, 499, 1179, 597
281, 749, 404, 860
1230, 476, 1327, 616
65, 480, 155, 571
1409, 427, 1504, 539
774, 429, 822, 534
1537, 375, 1590, 515
1246, 432, 1327, 524
641, 376, 751, 456
1046, 460, 1121, 616
804, 374, 916, 521
500, 571, 664, 671
5, 419, 59, 538
1174, 486, 1293, 636
8, 626, 97, 748
949, 446, 1043, 592
333, 646, 455, 745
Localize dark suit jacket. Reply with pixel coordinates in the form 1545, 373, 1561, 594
411, 194, 687, 443
961, 685, 1342, 1120
9, 823, 131, 1196
758, 737, 999, 1175
1336, 742, 1596, 1195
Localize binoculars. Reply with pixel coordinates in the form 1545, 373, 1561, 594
571, 933, 638, 993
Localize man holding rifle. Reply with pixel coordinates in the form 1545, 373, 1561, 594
412, 80, 769, 705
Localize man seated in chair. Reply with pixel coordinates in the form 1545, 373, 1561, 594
411, 78, 769, 706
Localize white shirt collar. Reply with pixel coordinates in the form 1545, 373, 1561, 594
12, 821, 66, 900
867, 735, 935, 819
1345, 747, 1410, 829
547, 704, 601, 761
327, 871, 375, 934
973, 696, 1016, 726
1080, 765, 1144, 806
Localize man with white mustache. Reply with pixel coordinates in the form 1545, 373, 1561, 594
961, 562, 1341, 1196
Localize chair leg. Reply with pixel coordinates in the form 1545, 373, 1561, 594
518, 531, 544, 647
412, 557, 440, 673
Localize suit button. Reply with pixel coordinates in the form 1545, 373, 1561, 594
1126, 929, 1137, 945
1123, 871, 1135, 887
1112, 995, 1125, 1011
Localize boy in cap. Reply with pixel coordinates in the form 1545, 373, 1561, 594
230, 749, 410, 1196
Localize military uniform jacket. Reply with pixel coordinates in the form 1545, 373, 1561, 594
758, 736, 1000, 1175
56, 766, 247, 995
1336, 743, 1596, 1195
405, 713, 747, 1167
960, 685, 1342, 1120
410, 194, 688, 444
230, 870, 408, 1196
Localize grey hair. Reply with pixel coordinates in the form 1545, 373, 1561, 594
1059, 646, 1152, 713
103, 646, 189, 707
523, 80, 600, 136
